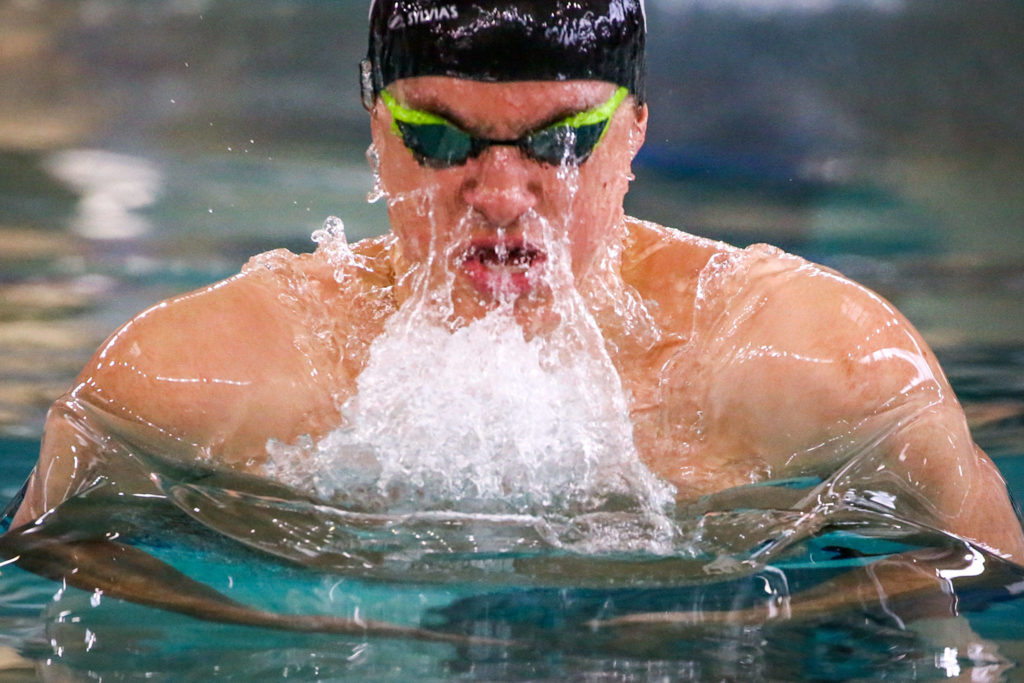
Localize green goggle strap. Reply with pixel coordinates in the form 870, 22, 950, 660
381, 90, 452, 132
380, 86, 629, 152
552, 86, 628, 147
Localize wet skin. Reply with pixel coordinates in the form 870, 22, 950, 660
12, 78, 1024, 564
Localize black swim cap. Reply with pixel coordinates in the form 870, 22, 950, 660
363, 0, 646, 106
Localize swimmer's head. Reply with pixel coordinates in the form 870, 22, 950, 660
362, 0, 646, 108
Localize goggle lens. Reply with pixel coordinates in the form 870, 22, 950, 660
383, 87, 628, 168
395, 121, 475, 168
523, 120, 609, 166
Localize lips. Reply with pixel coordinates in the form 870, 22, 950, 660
459, 239, 547, 297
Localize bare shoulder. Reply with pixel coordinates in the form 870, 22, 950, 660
14, 239, 397, 526
71, 247, 366, 465
709, 244, 942, 394
689, 243, 1024, 559
691, 243, 950, 453
620, 217, 735, 331
622, 220, 945, 455
621, 220, 949, 427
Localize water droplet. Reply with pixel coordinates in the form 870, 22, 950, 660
312, 216, 346, 244
365, 144, 385, 203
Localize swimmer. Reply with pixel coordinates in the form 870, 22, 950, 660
9, 0, 1024, 565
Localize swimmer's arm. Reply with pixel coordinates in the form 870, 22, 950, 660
706, 259, 1024, 562
13, 265, 342, 527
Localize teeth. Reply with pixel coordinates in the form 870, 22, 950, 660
484, 257, 529, 273
472, 245, 536, 272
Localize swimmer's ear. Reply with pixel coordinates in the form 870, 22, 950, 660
629, 103, 648, 158
369, 98, 391, 144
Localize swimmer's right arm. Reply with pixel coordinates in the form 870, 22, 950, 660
12, 262, 345, 527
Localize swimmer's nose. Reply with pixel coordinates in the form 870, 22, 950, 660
461, 147, 537, 228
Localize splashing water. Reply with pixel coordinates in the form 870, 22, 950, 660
365, 143, 386, 204
266, 155, 677, 547
267, 304, 674, 518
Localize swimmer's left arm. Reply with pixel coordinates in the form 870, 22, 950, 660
706, 256, 1024, 562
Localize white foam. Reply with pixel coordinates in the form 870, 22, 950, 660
267, 305, 675, 521
266, 163, 676, 552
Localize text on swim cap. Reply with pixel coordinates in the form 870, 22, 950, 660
388, 5, 459, 30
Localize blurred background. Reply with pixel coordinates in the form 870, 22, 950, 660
1, 0, 1023, 451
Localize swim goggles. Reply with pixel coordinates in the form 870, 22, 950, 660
380, 86, 629, 168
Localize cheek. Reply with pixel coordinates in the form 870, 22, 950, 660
372, 115, 430, 196
571, 162, 628, 225
374, 142, 465, 261
373, 128, 462, 214
375, 136, 419, 195
561, 156, 631, 262
374, 147, 429, 256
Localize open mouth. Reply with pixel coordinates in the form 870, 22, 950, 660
459, 241, 547, 297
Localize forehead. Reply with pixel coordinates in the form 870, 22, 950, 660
387, 77, 619, 136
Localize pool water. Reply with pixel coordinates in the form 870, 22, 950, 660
2, 0, 1024, 679
2, 440, 1024, 679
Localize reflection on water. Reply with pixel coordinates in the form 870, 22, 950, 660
3, 417, 1024, 678
45, 149, 162, 240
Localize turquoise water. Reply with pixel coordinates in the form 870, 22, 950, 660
2, 0, 1024, 679
2, 444, 1024, 678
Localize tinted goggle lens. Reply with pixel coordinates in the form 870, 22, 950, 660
394, 121, 475, 168
383, 87, 628, 168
